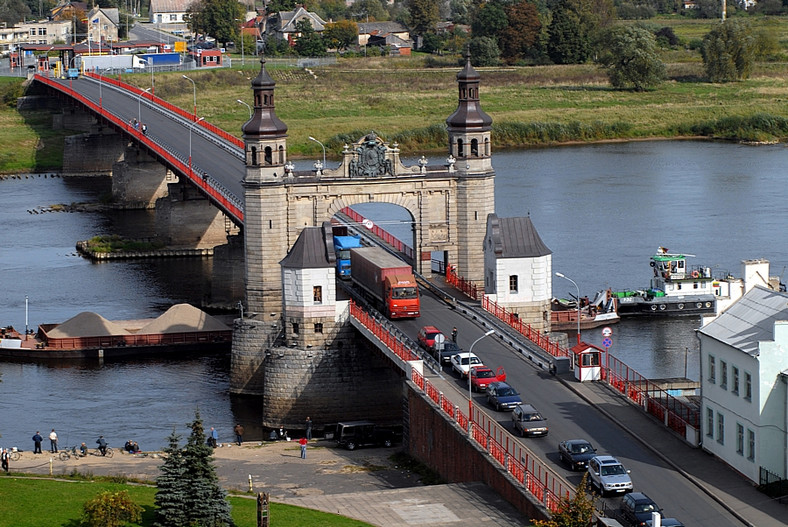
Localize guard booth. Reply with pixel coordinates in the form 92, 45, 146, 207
570, 341, 604, 382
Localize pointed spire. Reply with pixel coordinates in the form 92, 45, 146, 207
242, 54, 288, 138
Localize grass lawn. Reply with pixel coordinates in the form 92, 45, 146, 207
0, 475, 373, 527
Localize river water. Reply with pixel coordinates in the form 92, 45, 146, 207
1, 141, 787, 450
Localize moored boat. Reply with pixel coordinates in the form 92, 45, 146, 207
551, 289, 619, 331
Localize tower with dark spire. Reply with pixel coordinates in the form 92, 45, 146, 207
446, 54, 493, 174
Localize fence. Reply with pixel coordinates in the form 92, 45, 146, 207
759, 466, 788, 501
340, 207, 415, 261
348, 300, 572, 512
446, 264, 481, 300
481, 295, 569, 358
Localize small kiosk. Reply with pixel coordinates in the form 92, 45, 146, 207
570, 341, 604, 382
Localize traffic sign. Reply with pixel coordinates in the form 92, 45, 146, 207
362, 219, 374, 229
602, 327, 613, 337
602, 337, 612, 348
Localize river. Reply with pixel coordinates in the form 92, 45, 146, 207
1, 141, 787, 450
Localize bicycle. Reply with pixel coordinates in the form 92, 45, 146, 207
92, 446, 114, 458
58, 445, 86, 461
9, 450, 21, 462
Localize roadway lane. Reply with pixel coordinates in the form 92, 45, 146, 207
48, 76, 246, 211
394, 291, 742, 527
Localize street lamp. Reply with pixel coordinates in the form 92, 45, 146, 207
182, 74, 196, 119
556, 272, 581, 344
308, 136, 326, 169
189, 116, 205, 174
236, 99, 252, 118
140, 57, 154, 94
468, 329, 495, 434
98, 66, 113, 109
137, 87, 151, 129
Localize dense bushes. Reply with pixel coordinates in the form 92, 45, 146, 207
677, 113, 788, 142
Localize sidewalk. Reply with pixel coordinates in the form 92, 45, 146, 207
563, 374, 788, 527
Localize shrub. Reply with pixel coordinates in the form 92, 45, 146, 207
81, 490, 142, 527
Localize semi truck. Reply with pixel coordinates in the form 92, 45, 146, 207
333, 234, 362, 279
350, 246, 420, 319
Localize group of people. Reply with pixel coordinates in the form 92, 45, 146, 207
206, 424, 245, 448
124, 440, 140, 453
29, 430, 109, 456
130, 118, 148, 135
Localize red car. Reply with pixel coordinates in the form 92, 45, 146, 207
470, 366, 506, 392
417, 325, 444, 351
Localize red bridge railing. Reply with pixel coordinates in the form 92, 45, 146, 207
482, 295, 569, 358
340, 207, 415, 261
446, 264, 480, 300
36, 74, 243, 224
349, 300, 572, 512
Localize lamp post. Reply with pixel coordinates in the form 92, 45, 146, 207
236, 99, 251, 118
308, 136, 326, 169
137, 87, 151, 130
556, 272, 581, 344
24, 295, 28, 341
98, 66, 112, 110
140, 57, 154, 94
189, 116, 205, 175
468, 329, 495, 434
182, 74, 196, 119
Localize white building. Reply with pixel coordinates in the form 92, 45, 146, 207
698, 285, 788, 484
483, 214, 552, 333
149, 0, 195, 24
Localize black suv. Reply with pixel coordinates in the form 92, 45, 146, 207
620, 492, 661, 527
335, 421, 395, 450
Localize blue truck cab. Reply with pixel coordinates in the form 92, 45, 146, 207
66, 68, 79, 79
333, 235, 362, 279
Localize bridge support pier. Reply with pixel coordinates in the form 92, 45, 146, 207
155, 180, 238, 248
112, 147, 173, 208
209, 234, 245, 309
62, 128, 126, 176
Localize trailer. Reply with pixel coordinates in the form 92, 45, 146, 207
350, 246, 419, 319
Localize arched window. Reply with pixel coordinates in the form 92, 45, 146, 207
250, 146, 257, 166
484, 138, 490, 156
278, 145, 285, 164
264, 146, 273, 165
457, 139, 464, 158
471, 139, 479, 157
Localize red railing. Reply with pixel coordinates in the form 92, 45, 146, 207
83, 71, 245, 149
606, 354, 699, 437
446, 264, 481, 300
482, 295, 569, 358
348, 300, 573, 512
36, 74, 244, 224
340, 207, 415, 261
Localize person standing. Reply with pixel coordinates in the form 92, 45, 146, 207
233, 423, 244, 446
32, 431, 43, 454
1, 448, 9, 473
305, 417, 312, 441
452, 327, 458, 343
49, 429, 58, 453
96, 435, 107, 456
299, 436, 308, 459
210, 427, 219, 448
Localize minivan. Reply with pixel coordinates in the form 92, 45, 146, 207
335, 421, 395, 450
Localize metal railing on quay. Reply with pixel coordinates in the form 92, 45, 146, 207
446, 264, 481, 300
481, 295, 569, 358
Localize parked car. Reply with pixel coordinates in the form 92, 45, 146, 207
433, 340, 462, 365
417, 325, 444, 351
334, 421, 395, 450
512, 403, 548, 436
486, 381, 523, 411
587, 455, 633, 496
620, 492, 661, 527
645, 518, 684, 527
470, 365, 505, 392
558, 439, 596, 470
451, 352, 483, 378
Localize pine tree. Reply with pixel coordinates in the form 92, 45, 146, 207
154, 430, 189, 527
531, 473, 595, 527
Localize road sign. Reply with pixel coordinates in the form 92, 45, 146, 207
602, 327, 613, 337
602, 337, 612, 349
362, 219, 374, 229
434, 333, 445, 350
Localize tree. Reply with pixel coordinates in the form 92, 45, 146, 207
470, 1, 508, 40
154, 430, 189, 527
407, 0, 440, 42
596, 25, 665, 91
346, 0, 389, 21
468, 36, 501, 66
702, 19, 756, 82
547, 5, 589, 64
499, 1, 542, 64
0, 0, 31, 26
450, 0, 472, 24
531, 473, 595, 527
82, 490, 143, 527
324, 19, 359, 51
293, 18, 326, 56
187, 0, 245, 45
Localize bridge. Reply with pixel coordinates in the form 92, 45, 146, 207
29, 62, 737, 527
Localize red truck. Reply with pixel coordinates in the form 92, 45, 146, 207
350, 247, 420, 319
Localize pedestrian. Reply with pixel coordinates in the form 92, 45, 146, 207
79, 442, 87, 457
210, 427, 219, 448
305, 416, 312, 441
32, 431, 43, 454
233, 423, 244, 446
1, 448, 9, 473
299, 436, 308, 459
49, 428, 58, 453
452, 327, 458, 343
141, 123, 147, 135
96, 435, 107, 456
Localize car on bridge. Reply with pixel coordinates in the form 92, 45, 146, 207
486, 381, 523, 412
470, 365, 505, 392
450, 352, 483, 378
417, 325, 443, 351
66, 68, 79, 79
620, 492, 661, 527
587, 455, 633, 496
512, 402, 548, 436
433, 340, 462, 365
558, 438, 597, 470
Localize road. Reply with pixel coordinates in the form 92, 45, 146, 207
394, 291, 742, 527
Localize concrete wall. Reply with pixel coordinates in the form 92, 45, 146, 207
112, 147, 172, 207
154, 181, 233, 248
210, 235, 245, 309
63, 130, 126, 175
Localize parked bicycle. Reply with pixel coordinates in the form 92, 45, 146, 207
58, 445, 86, 461
9, 450, 21, 462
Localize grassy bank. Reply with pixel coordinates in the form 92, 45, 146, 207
0, 475, 373, 527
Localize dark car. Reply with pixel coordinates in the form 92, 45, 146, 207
335, 421, 395, 450
486, 381, 522, 411
558, 439, 597, 470
433, 340, 462, 365
512, 403, 548, 436
621, 492, 661, 527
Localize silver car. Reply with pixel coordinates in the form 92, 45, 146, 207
587, 455, 633, 496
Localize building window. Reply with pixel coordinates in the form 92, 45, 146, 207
732, 366, 739, 395
292, 322, 299, 334
509, 275, 518, 294
744, 371, 752, 401
314, 323, 323, 333
313, 286, 322, 304
706, 407, 714, 437
708, 354, 716, 384
720, 360, 727, 390
747, 429, 755, 461
736, 423, 744, 455
717, 412, 724, 445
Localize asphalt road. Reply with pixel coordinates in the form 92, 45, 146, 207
394, 290, 741, 527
